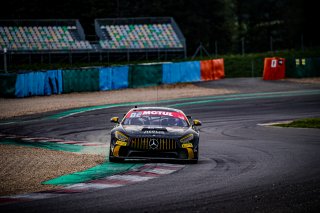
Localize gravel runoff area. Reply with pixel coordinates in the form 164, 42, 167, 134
1, 78, 319, 196
0, 145, 105, 196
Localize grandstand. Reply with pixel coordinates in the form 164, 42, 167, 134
0, 18, 186, 68
95, 17, 186, 54
0, 19, 92, 52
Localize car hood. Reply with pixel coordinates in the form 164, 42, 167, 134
122, 125, 188, 136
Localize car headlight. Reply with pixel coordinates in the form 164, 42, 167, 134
115, 131, 129, 142
180, 134, 194, 143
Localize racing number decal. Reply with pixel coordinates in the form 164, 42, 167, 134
126, 111, 187, 120
130, 112, 142, 118
271, 59, 277, 68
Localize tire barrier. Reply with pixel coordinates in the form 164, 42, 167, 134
99, 66, 129, 91
62, 68, 100, 93
128, 64, 163, 88
200, 59, 225, 81
1, 59, 225, 98
0, 73, 17, 97
162, 61, 201, 84
15, 71, 47, 98
44, 70, 63, 96
263, 58, 286, 80
286, 58, 320, 78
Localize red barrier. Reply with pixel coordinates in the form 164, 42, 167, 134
263, 58, 286, 80
200, 59, 225, 81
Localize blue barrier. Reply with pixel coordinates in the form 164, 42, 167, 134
10, 61, 205, 98
99, 66, 129, 91
44, 70, 63, 95
99, 67, 112, 91
15, 71, 46, 97
162, 61, 201, 84
112, 66, 129, 89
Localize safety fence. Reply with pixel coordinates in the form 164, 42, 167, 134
0, 59, 224, 98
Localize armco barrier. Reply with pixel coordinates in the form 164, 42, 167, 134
128, 64, 162, 88
0, 73, 17, 97
263, 58, 285, 80
200, 59, 225, 81
63, 68, 100, 93
99, 66, 129, 91
44, 70, 63, 95
162, 61, 201, 84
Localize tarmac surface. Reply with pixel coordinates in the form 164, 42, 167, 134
1, 78, 320, 212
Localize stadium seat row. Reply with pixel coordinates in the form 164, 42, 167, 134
0, 26, 92, 51
0, 22, 184, 51
99, 23, 183, 49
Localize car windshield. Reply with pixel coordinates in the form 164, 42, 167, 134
122, 110, 189, 127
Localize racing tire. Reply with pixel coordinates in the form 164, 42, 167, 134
109, 156, 125, 163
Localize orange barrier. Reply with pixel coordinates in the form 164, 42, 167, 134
200, 59, 225, 81
263, 58, 286, 80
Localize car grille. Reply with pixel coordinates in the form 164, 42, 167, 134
130, 138, 177, 150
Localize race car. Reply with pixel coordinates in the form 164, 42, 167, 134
109, 107, 201, 163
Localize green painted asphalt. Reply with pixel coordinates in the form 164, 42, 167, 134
43, 162, 142, 185
0, 139, 106, 155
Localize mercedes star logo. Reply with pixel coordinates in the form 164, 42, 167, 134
149, 139, 159, 150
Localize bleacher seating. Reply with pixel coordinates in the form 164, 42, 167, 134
0, 22, 92, 51
96, 18, 185, 51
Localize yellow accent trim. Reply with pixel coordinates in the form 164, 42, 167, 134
113, 145, 121, 157
186, 148, 194, 159
180, 134, 194, 143
193, 119, 202, 126
182, 143, 193, 148
111, 117, 119, 123
116, 140, 127, 146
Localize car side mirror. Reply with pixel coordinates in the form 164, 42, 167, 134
110, 117, 119, 124
193, 119, 202, 126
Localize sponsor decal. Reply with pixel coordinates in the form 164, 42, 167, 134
126, 111, 187, 120
143, 130, 165, 134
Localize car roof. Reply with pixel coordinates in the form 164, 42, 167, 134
130, 107, 184, 113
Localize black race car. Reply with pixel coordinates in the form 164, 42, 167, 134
109, 107, 201, 163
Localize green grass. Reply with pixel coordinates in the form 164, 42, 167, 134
274, 118, 320, 129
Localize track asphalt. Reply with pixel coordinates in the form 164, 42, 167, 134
1, 78, 320, 212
